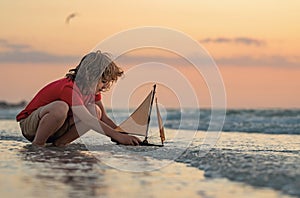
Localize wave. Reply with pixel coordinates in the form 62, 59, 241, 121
156, 109, 300, 134
2, 108, 300, 134
0, 108, 22, 120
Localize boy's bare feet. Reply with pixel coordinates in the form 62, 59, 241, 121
32, 141, 45, 147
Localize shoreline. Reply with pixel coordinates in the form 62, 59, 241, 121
0, 139, 294, 198
176, 131, 300, 197
0, 120, 299, 197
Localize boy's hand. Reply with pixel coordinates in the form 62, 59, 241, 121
111, 132, 141, 146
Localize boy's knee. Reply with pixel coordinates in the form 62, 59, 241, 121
51, 101, 69, 118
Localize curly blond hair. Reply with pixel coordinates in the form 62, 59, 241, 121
66, 50, 123, 94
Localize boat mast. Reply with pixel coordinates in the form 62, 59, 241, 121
143, 84, 156, 143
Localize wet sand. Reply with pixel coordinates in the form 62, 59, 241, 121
0, 120, 298, 198
178, 132, 300, 197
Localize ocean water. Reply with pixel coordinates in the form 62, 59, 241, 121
4, 108, 300, 134
158, 108, 300, 134
0, 108, 300, 197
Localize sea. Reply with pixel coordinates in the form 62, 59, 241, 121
0, 107, 299, 197
1, 108, 300, 134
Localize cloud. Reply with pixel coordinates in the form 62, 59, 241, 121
200, 37, 265, 46
1, 39, 297, 67
0, 50, 79, 63
117, 53, 299, 68
0, 39, 31, 51
0, 39, 79, 63
216, 55, 300, 67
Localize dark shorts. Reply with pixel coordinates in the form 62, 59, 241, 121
19, 107, 71, 143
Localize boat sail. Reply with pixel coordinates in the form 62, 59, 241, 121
155, 97, 165, 145
115, 84, 165, 146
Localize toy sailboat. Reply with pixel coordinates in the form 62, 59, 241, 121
114, 84, 165, 146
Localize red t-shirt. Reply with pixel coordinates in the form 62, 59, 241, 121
16, 78, 101, 121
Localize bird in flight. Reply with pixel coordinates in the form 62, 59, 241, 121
65, 12, 78, 24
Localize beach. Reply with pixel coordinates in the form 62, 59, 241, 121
0, 118, 299, 198
1, 0, 300, 197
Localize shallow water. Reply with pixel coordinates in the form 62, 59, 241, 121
177, 132, 300, 197
0, 120, 299, 198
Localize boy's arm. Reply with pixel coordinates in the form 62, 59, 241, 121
72, 105, 141, 145
96, 100, 118, 129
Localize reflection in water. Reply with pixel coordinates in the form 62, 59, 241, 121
19, 144, 109, 197
1, 120, 298, 197
0, 137, 295, 198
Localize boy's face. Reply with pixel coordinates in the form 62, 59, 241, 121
96, 80, 109, 94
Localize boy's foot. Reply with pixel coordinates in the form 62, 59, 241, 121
32, 141, 45, 147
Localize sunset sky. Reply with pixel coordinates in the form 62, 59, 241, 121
0, 0, 299, 109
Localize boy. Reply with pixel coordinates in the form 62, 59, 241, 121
16, 51, 141, 147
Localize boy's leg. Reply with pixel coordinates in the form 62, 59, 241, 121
53, 104, 102, 146
32, 101, 69, 146
53, 120, 90, 146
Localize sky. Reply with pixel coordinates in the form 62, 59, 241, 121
0, 0, 299, 109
